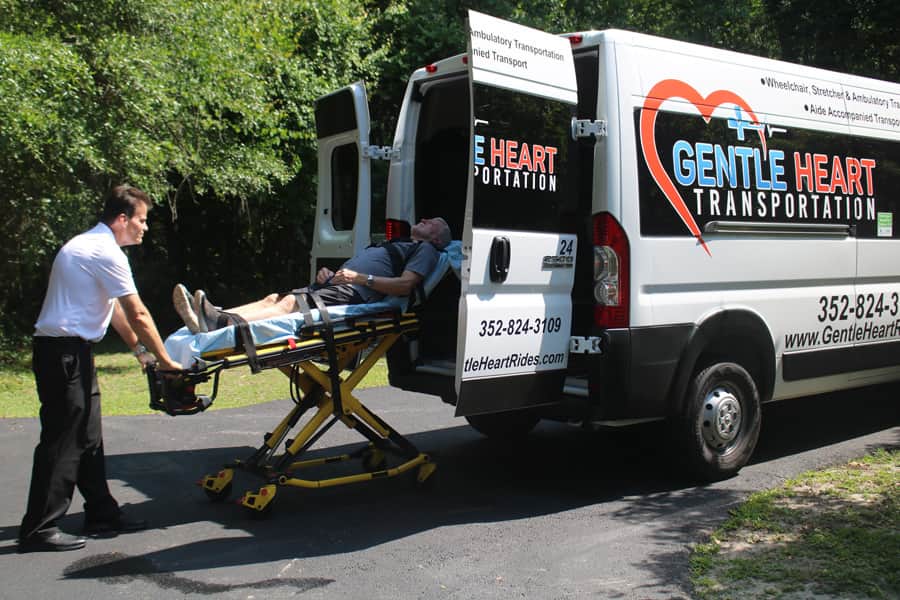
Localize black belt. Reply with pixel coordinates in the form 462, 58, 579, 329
33, 335, 92, 345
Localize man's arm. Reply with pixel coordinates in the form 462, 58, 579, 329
112, 295, 182, 370
330, 268, 424, 297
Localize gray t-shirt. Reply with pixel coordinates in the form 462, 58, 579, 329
343, 240, 440, 302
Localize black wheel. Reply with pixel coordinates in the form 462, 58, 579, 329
465, 410, 539, 440
203, 481, 232, 503
677, 362, 761, 481
248, 501, 274, 520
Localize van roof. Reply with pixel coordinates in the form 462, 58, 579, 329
569, 29, 900, 90
411, 28, 899, 92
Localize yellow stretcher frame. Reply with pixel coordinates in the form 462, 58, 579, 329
148, 311, 436, 516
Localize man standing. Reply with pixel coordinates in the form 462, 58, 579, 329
18, 185, 182, 553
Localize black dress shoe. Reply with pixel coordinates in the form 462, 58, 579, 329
84, 515, 149, 535
18, 530, 87, 553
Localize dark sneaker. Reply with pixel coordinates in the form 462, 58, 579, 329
193, 289, 212, 333
84, 515, 149, 536
18, 529, 87, 553
195, 290, 230, 332
173, 284, 200, 334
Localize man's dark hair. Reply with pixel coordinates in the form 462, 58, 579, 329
100, 185, 152, 225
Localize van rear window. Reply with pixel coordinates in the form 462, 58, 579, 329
315, 89, 357, 138
331, 143, 358, 231
471, 84, 577, 233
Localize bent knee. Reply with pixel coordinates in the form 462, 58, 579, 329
277, 293, 298, 312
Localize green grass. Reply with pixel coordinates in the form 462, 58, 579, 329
0, 349, 390, 418
691, 448, 900, 599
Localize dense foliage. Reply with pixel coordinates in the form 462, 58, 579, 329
0, 0, 384, 347
1, 0, 896, 353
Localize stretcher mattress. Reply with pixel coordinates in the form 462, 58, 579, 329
165, 241, 462, 366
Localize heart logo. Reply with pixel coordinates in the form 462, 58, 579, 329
640, 80, 767, 256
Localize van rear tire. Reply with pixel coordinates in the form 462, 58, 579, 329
466, 410, 539, 439
678, 362, 761, 481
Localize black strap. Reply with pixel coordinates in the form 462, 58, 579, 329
383, 242, 406, 277
223, 311, 261, 373
290, 288, 315, 328
410, 280, 427, 309
367, 238, 422, 277
302, 288, 343, 414
306, 289, 332, 325
368, 239, 433, 309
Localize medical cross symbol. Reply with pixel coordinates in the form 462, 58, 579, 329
726, 106, 765, 141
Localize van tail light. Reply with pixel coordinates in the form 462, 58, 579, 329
385, 219, 410, 240
593, 212, 629, 328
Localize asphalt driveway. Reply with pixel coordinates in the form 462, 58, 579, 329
0, 384, 897, 599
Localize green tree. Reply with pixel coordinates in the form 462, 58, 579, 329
0, 0, 385, 349
764, 0, 898, 81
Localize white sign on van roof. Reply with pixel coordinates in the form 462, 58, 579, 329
468, 10, 577, 105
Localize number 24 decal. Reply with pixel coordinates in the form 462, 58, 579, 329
558, 238, 574, 256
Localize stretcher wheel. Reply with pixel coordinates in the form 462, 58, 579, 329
204, 481, 232, 502
361, 448, 386, 472
248, 502, 274, 520
239, 484, 277, 519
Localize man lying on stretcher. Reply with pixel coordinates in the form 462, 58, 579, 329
173, 217, 453, 334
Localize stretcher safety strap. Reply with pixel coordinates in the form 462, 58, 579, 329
224, 312, 261, 373
292, 290, 314, 328
306, 290, 332, 326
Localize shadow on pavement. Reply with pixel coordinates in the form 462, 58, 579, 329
5, 383, 895, 582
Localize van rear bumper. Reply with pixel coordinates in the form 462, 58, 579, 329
387, 323, 695, 420
587, 323, 694, 420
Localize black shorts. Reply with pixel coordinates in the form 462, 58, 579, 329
294, 283, 365, 307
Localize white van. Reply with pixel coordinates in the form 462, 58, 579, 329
310, 12, 900, 479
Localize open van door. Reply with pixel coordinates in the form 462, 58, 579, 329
455, 11, 580, 416
310, 82, 374, 281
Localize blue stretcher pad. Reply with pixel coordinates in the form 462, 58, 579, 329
165, 241, 462, 367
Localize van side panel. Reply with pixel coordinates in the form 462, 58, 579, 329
590, 31, 900, 419
851, 92, 900, 388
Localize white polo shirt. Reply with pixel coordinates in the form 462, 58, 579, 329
34, 222, 138, 342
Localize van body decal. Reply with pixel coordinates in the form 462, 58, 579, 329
637, 79, 894, 249
640, 80, 767, 255
473, 134, 559, 192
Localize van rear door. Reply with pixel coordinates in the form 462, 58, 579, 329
455, 11, 580, 417
310, 82, 373, 281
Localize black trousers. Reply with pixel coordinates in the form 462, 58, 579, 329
19, 337, 120, 540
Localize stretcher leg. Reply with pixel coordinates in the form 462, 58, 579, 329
241, 484, 277, 516
198, 468, 234, 502
192, 319, 435, 516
